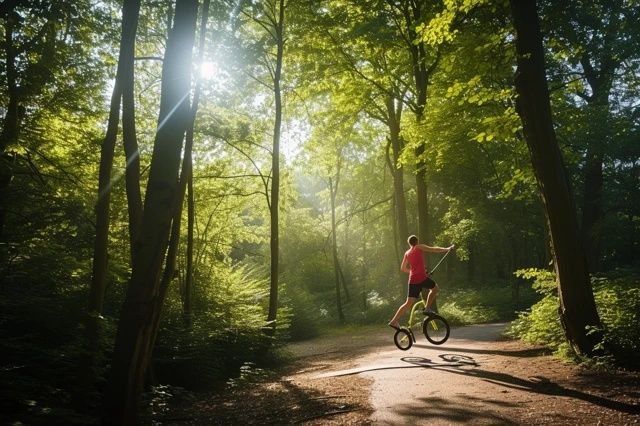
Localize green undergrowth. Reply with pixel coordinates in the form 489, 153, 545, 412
506, 268, 640, 370
0, 265, 291, 425
438, 283, 539, 326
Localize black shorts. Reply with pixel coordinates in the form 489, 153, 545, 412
408, 277, 436, 298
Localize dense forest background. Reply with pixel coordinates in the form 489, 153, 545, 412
1, 0, 638, 423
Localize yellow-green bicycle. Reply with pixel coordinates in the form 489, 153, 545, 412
393, 300, 450, 350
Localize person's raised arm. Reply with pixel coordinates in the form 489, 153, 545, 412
417, 243, 455, 253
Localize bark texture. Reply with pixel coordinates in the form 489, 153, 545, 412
510, 0, 602, 356
103, 1, 198, 423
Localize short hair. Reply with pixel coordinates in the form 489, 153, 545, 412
407, 235, 418, 246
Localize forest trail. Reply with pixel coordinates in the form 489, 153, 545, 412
291, 323, 640, 425
179, 323, 640, 425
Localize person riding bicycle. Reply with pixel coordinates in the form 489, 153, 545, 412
388, 235, 454, 329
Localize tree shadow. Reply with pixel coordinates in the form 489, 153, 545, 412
169, 377, 368, 424
412, 343, 552, 357
391, 395, 521, 425
317, 355, 478, 378
401, 356, 640, 415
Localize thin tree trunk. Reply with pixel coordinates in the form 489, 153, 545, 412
389, 195, 405, 300
122, 48, 143, 254
579, 83, 612, 271
361, 213, 367, 311
385, 96, 409, 244
0, 13, 20, 242
267, 0, 286, 333
580, 149, 603, 269
338, 258, 350, 302
509, 0, 602, 356
89, 0, 141, 328
409, 27, 429, 245
185, 169, 194, 327
103, 1, 198, 423
569, 3, 619, 272
329, 176, 345, 323
182, 17, 205, 325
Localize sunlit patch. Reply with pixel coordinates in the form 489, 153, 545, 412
199, 61, 219, 80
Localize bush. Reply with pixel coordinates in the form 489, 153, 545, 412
153, 264, 287, 389
280, 283, 321, 341
591, 272, 640, 369
153, 316, 277, 389
438, 284, 538, 326
0, 290, 106, 425
507, 268, 640, 369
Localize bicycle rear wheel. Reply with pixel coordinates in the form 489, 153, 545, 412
393, 328, 413, 350
422, 314, 450, 345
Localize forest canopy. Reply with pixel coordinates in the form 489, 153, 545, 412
0, 0, 638, 423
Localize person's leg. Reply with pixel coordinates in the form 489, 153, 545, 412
424, 284, 439, 311
389, 296, 417, 327
420, 287, 429, 307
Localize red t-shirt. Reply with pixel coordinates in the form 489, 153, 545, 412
404, 246, 428, 284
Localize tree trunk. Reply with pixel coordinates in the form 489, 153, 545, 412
0, 12, 20, 241
579, 83, 612, 272
571, 3, 619, 272
580, 148, 603, 269
509, 0, 602, 356
103, 1, 198, 423
338, 259, 350, 303
122, 51, 143, 255
89, 0, 141, 329
361, 215, 368, 311
409, 19, 429, 245
185, 165, 195, 327
267, 0, 285, 333
181, 0, 210, 329
385, 96, 409, 245
329, 177, 345, 323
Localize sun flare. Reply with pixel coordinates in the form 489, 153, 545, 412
199, 61, 219, 80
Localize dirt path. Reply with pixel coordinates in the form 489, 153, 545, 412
175, 324, 640, 425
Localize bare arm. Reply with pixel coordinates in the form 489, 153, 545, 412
416, 243, 455, 253
400, 254, 411, 273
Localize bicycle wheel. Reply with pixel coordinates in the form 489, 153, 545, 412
422, 314, 450, 345
393, 328, 413, 350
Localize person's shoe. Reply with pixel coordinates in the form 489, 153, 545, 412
422, 307, 435, 316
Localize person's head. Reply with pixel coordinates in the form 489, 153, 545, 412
407, 235, 418, 246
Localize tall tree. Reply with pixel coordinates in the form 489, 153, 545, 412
541, 0, 640, 270
1, 1, 102, 238
242, 0, 287, 332
268, 0, 286, 332
329, 172, 345, 323
89, 0, 141, 335
103, 0, 198, 422
384, 0, 440, 243
509, 0, 602, 356
158, 0, 210, 329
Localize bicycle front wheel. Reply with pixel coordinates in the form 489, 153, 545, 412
393, 328, 413, 350
422, 314, 450, 345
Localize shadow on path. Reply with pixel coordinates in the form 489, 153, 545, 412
412, 343, 552, 358
402, 356, 640, 415
315, 353, 479, 378
391, 395, 521, 425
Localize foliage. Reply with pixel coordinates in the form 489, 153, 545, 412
0, 289, 113, 425
1, 0, 639, 421
438, 283, 539, 326
590, 272, 640, 369
507, 269, 640, 369
154, 264, 281, 389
